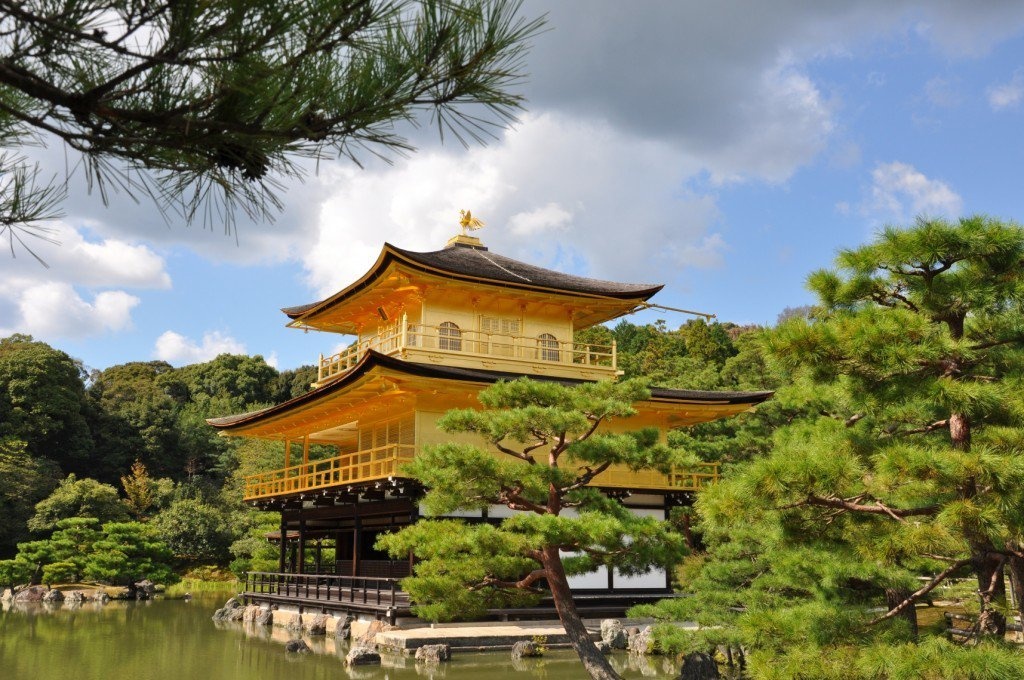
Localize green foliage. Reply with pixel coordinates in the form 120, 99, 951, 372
0, 559, 32, 588
0, 335, 92, 471
0, 437, 59, 556
41, 560, 80, 586
28, 475, 129, 533
83, 522, 176, 587
87, 361, 182, 478
643, 216, 1024, 676
120, 460, 155, 520
152, 499, 234, 565
228, 512, 281, 578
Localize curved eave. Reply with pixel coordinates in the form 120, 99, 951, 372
207, 350, 773, 433
281, 243, 664, 325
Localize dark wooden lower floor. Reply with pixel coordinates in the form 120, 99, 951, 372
241, 571, 677, 625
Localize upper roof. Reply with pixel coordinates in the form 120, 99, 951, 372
208, 350, 774, 431
282, 241, 664, 322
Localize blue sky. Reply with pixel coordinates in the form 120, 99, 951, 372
6, 1, 1024, 372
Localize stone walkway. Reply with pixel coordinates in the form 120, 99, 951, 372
374, 618, 660, 653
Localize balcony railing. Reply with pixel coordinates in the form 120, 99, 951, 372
596, 462, 721, 491
244, 443, 719, 501
243, 444, 415, 500
316, 315, 616, 384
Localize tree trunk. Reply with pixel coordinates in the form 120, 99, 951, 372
885, 587, 919, 639
541, 546, 623, 680
1007, 554, 1024, 641
949, 412, 971, 451
974, 551, 1007, 638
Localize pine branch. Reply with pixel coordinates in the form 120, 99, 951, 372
783, 494, 938, 519
560, 461, 612, 494
470, 567, 548, 592
867, 558, 972, 626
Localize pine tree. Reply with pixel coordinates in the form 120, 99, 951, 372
121, 460, 155, 520
0, 0, 543, 255
377, 378, 689, 680
640, 216, 1024, 677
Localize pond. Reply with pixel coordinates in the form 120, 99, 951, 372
0, 595, 683, 680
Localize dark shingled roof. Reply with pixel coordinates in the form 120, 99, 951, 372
208, 351, 773, 430
282, 242, 663, 320
391, 243, 663, 298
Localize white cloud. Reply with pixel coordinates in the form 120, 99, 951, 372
0, 223, 168, 340
1, 282, 139, 338
303, 113, 726, 299
508, 203, 573, 237
864, 161, 962, 221
264, 351, 279, 369
153, 330, 247, 365
988, 73, 1024, 110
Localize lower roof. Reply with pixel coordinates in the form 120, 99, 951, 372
207, 350, 773, 431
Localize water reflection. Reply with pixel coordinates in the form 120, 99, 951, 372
2, 595, 680, 680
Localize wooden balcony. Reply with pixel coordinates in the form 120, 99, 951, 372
315, 315, 617, 386
243, 444, 415, 501
243, 442, 719, 501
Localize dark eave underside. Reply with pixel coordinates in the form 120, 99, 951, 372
207, 351, 774, 430
281, 243, 664, 320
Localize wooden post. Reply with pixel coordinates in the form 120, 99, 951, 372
283, 439, 291, 469
302, 435, 310, 488
611, 339, 617, 370
297, 516, 306, 575
278, 515, 287, 573
400, 311, 408, 351
315, 540, 322, 574
352, 514, 361, 577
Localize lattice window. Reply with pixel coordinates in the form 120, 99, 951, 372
538, 333, 560, 362
438, 321, 462, 351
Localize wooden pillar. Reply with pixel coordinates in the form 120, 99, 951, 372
314, 540, 322, 574
283, 439, 291, 469
297, 515, 306, 575
352, 514, 361, 578
278, 515, 287, 573
302, 435, 310, 465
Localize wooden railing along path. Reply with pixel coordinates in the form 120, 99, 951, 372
243, 571, 409, 612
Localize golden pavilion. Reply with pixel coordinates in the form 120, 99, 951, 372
209, 222, 771, 620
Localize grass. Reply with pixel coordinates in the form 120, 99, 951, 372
164, 577, 242, 599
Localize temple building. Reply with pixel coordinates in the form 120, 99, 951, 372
209, 220, 772, 622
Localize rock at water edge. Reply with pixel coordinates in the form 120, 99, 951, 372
134, 580, 155, 600
600, 619, 628, 649
511, 641, 542, 660
346, 647, 381, 666
679, 651, 720, 680
335, 614, 355, 639
306, 613, 328, 636
415, 644, 452, 663
628, 626, 654, 655
285, 639, 310, 654
595, 641, 612, 654
356, 619, 392, 647
13, 586, 47, 603
255, 608, 273, 626
42, 589, 64, 604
